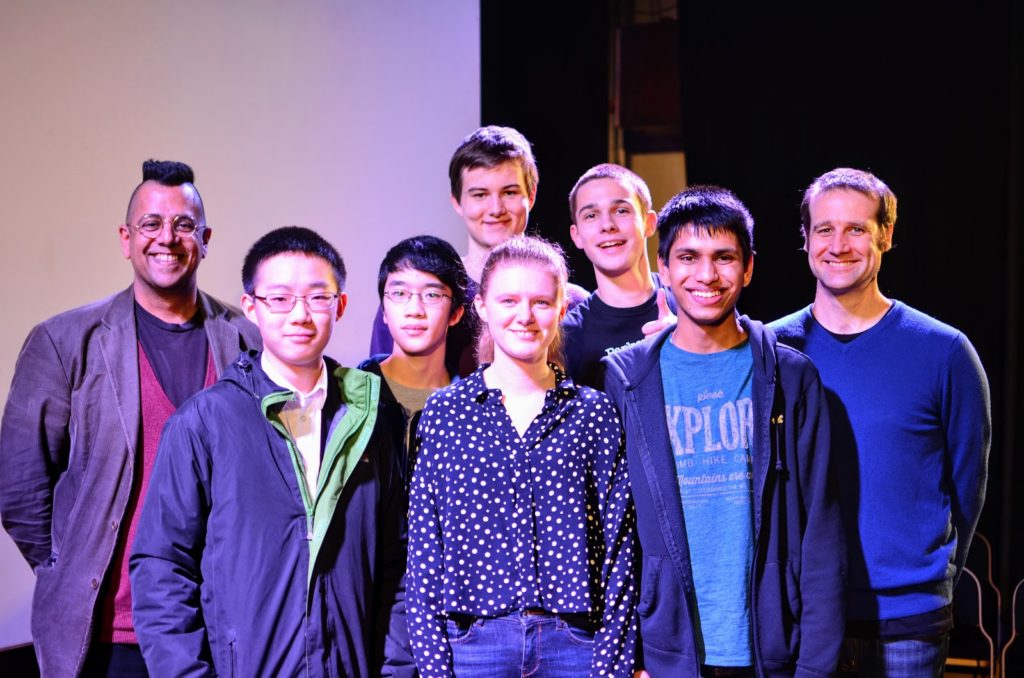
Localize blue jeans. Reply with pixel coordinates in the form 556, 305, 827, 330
837, 635, 948, 677
446, 610, 595, 678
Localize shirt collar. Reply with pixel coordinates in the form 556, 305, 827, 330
467, 363, 578, 402
261, 354, 329, 410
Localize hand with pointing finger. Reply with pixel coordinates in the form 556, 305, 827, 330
641, 287, 676, 337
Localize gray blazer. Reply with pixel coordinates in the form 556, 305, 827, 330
0, 286, 261, 677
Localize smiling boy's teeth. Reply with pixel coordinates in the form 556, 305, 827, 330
692, 290, 721, 298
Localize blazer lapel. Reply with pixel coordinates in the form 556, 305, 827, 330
100, 288, 141, 458
200, 292, 242, 375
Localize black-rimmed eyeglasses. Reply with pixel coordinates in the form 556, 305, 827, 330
254, 293, 339, 314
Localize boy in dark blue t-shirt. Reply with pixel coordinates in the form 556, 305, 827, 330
563, 163, 675, 390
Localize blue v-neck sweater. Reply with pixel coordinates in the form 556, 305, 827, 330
770, 301, 990, 621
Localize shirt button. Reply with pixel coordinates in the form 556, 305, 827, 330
90, 578, 99, 589
110, 520, 118, 531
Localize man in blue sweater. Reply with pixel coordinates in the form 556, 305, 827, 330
770, 168, 991, 677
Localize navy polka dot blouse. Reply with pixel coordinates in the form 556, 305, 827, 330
406, 365, 638, 676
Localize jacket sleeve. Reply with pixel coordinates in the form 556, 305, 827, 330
943, 334, 991, 580
0, 324, 70, 569
592, 416, 639, 678
129, 407, 215, 678
374, 423, 417, 677
794, 369, 846, 678
405, 409, 455, 678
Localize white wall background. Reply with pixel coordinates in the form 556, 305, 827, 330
0, 0, 480, 649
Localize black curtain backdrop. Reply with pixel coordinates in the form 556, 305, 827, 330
480, 0, 610, 290
670, 0, 1022, 598
483, 0, 1023, 605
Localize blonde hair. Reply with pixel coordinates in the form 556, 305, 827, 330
475, 235, 569, 369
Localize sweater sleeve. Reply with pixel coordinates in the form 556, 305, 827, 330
591, 417, 639, 678
942, 334, 991, 579
794, 367, 846, 678
129, 408, 216, 677
405, 410, 455, 678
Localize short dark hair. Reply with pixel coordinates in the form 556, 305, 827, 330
800, 167, 897, 236
377, 235, 469, 318
142, 159, 194, 184
656, 185, 755, 266
568, 163, 653, 222
125, 159, 204, 224
448, 125, 538, 199
242, 226, 347, 295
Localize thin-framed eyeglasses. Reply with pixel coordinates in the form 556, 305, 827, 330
253, 293, 339, 314
131, 215, 204, 238
383, 289, 452, 306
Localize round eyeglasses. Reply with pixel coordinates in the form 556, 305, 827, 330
383, 289, 452, 306
132, 215, 204, 238
253, 293, 339, 314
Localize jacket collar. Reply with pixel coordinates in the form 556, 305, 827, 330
611, 314, 776, 389
610, 313, 779, 572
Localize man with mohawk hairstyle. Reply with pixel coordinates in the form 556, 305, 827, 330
0, 159, 260, 676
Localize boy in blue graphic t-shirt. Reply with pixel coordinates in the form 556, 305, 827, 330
603, 186, 845, 677
661, 340, 754, 667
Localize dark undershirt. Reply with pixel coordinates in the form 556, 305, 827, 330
134, 302, 210, 408
824, 328, 864, 344
821, 304, 896, 344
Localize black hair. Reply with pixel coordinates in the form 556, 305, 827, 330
656, 185, 755, 266
800, 167, 897, 236
242, 226, 347, 295
142, 159, 194, 185
125, 158, 203, 224
377, 235, 469, 318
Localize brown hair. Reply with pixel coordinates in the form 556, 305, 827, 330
800, 167, 897, 237
568, 162, 652, 222
448, 125, 538, 199
475, 235, 568, 369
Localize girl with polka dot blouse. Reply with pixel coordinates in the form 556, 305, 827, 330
407, 235, 638, 677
